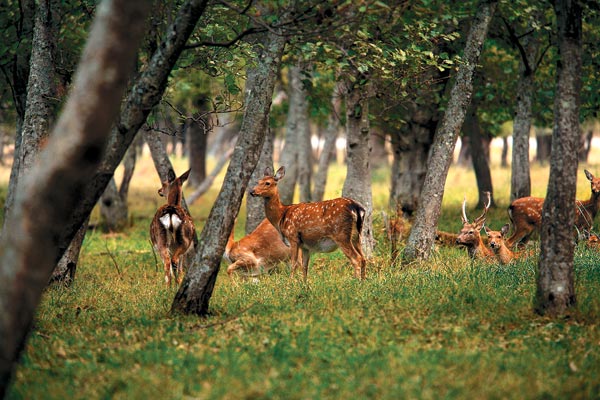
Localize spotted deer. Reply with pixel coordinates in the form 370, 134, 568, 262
224, 218, 290, 277
485, 224, 518, 264
150, 169, 196, 286
250, 166, 367, 280
455, 192, 494, 260
506, 169, 600, 247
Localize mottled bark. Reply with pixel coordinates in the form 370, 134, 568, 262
536, 0, 581, 317
0, 0, 150, 394
403, 0, 497, 262
312, 82, 342, 202
171, 26, 287, 316
246, 127, 274, 234
342, 81, 374, 256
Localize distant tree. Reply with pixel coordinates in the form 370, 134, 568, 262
403, 0, 498, 263
536, 0, 582, 317
246, 126, 274, 234
0, 0, 150, 394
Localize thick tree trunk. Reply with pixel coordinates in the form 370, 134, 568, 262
536, 0, 581, 317
49, 0, 209, 269
313, 82, 342, 202
187, 95, 209, 187
171, 26, 287, 316
0, 1, 150, 395
342, 81, 374, 256
246, 127, 274, 234
403, 0, 497, 262
465, 104, 495, 208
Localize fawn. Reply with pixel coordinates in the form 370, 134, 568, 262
485, 224, 518, 264
455, 192, 494, 260
250, 166, 367, 280
506, 169, 600, 247
224, 218, 290, 277
150, 169, 196, 286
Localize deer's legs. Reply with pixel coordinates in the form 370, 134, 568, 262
301, 248, 310, 281
289, 242, 301, 278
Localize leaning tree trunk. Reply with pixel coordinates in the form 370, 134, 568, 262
48, 0, 209, 271
50, 216, 90, 285
536, 0, 581, 317
313, 81, 342, 202
403, 0, 497, 262
342, 80, 374, 257
245, 126, 275, 234
171, 25, 287, 316
0, 1, 150, 395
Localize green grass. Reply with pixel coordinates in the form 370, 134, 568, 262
5, 154, 600, 399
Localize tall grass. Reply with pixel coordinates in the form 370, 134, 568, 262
4, 149, 600, 399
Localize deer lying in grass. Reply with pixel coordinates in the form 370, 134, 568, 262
224, 218, 290, 277
485, 224, 518, 264
250, 166, 366, 280
506, 169, 600, 247
150, 169, 196, 286
455, 192, 494, 260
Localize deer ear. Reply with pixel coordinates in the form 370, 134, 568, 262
274, 166, 285, 181
167, 169, 176, 182
179, 169, 191, 182
263, 166, 273, 177
585, 169, 594, 182
501, 223, 510, 236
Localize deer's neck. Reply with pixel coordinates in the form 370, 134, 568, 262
263, 194, 286, 229
583, 191, 600, 217
495, 245, 514, 264
167, 186, 182, 206
470, 239, 490, 259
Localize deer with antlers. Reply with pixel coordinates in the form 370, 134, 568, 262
250, 166, 367, 280
506, 169, 600, 247
224, 218, 290, 277
455, 192, 494, 260
150, 169, 196, 286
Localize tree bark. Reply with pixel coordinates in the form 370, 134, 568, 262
465, 104, 495, 208
246, 127, 274, 234
99, 177, 129, 231
342, 80, 374, 256
171, 25, 287, 316
296, 66, 312, 203
50, 216, 90, 286
536, 0, 581, 317
187, 95, 209, 187
403, 0, 497, 262
0, 0, 150, 395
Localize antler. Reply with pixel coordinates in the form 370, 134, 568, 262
461, 196, 469, 224
474, 191, 491, 226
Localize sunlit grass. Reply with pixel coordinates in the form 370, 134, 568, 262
4, 143, 600, 399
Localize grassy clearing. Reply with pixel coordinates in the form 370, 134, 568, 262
5, 151, 600, 399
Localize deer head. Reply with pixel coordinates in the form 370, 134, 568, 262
456, 192, 493, 259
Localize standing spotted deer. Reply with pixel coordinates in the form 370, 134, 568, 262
507, 169, 600, 247
250, 166, 367, 280
455, 192, 494, 260
150, 169, 196, 286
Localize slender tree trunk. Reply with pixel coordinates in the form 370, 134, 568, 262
0, 1, 150, 394
100, 177, 128, 231
171, 26, 287, 316
403, 0, 497, 262
342, 80, 374, 256
246, 127, 274, 233
501, 136, 509, 168
465, 104, 495, 208
50, 216, 90, 285
296, 66, 312, 203
536, 0, 581, 317
187, 95, 209, 187
313, 82, 342, 202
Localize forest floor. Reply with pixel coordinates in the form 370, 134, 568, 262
3, 146, 600, 399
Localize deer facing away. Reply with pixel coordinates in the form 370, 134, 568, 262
150, 169, 196, 286
224, 218, 290, 277
506, 169, 600, 247
250, 166, 367, 280
455, 192, 494, 260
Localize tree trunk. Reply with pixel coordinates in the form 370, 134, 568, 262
342, 80, 374, 256
100, 177, 129, 231
465, 104, 495, 208
500, 136, 509, 168
403, 0, 497, 262
171, 25, 287, 316
535, 128, 552, 164
456, 136, 471, 166
187, 95, 209, 187
536, 0, 581, 317
0, 1, 150, 395
50, 216, 90, 285
296, 66, 312, 203
313, 82, 342, 202
49, 0, 209, 270
246, 127, 274, 234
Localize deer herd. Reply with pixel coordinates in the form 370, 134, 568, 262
149, 166, 600, 285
